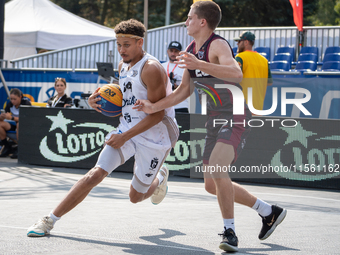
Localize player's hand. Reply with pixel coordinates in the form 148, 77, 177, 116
175, 51, 202, 70
105, 133, 127, 149
88, 87, 102, 113
0, 113, 5, 121
133, 99, 155, 114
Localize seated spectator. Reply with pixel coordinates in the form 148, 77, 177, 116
0, 88, 31, 158
47, 78, 73, 107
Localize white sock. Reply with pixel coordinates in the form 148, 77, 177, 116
49, 212, 61, 225
156, 168, 165, 186
252, 199, 272, 217
223, 218, 235, 232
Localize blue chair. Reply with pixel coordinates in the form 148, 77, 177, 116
297, 53, 318, 63
255, 47, 271, 61
232, 47, 238, 56
324, 46, 340, 56
270, 61, 290, 71
294, 61, 317, 72
323, 53, 340, 63
300, 47, 319, 60
276, 47, 295, 61
273, 53, 292, 61
321, 61, 340, 71
273, 54, 292, 69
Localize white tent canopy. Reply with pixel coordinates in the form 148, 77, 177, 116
4, 0, 116, 61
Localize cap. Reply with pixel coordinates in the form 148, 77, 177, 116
168, 41, 182, 51
234, 31, 255, 42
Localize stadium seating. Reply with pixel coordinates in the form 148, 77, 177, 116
294, 61, 317, 72
276, 47, 295, 62
270, 61, 290, 71
321, 61, 340, 71
297, 53, 318, 63
323, 53, 340, 63
273, 53, 292, 69
300, 46, 319, 60
254, 47, 271, 61
273, 53, 291, 62
324, 46, 340, 56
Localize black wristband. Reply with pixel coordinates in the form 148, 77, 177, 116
11, 116, 14, 120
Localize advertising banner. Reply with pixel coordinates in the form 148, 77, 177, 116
19, 107, 340, 189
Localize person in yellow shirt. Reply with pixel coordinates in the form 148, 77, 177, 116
234, 31, 273, 111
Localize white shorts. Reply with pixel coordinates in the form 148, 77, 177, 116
95, 130, 171, 194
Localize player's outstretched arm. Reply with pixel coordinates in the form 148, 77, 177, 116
175, 39, 243, 83
133, 69, 192, 114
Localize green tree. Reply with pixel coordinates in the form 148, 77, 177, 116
308, 0, 340, 25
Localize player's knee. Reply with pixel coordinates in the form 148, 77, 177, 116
129, 193, 143, 204
205, 182, 216, 194
129, 187, 144, 204
83, 167, 107, 187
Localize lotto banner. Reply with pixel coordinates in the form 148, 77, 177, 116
18, 107, 340, 189
187, 115, 340, 190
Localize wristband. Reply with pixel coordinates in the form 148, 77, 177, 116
11, 116, 14, 121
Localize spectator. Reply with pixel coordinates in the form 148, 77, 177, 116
234, 31, 273, 111
161, 41, 189, 113
47, 78, 73, 108
0, 88, 31, 158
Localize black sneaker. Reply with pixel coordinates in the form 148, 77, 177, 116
218, 227, 238, 252
259, 205, 287, 240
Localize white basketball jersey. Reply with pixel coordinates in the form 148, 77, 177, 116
118, 53, 178, 148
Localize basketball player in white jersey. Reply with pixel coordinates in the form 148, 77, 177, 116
27, 19, 179, 237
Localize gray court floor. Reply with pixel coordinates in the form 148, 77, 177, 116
1, 157, 339, 255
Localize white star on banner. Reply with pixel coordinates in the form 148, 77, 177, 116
46, 111, 74, 134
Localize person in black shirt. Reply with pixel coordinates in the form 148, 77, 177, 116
0, 88, 31, 158
47, 78, 72, 108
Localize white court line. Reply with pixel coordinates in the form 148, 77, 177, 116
0, 225, 212, 253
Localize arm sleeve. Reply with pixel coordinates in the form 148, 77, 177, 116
4, 102, 11, 112
235, 56, 243, 72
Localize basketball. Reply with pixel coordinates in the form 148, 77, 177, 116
97, 84, 123, 117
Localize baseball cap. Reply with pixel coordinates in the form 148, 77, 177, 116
234, 31, 255, 42
168, 41, 182, 51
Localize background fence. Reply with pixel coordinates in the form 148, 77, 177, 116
9, 24, 340, 69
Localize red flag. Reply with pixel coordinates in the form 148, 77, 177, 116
290, 0, 303, 31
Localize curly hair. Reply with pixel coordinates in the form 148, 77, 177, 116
191, 1, 221, 30
114, 19, 145, 38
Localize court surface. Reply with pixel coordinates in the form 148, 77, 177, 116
1, 157, 339, 255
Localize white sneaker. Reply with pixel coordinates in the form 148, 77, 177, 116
151, 165, 169, 205
27, 216, 54, 237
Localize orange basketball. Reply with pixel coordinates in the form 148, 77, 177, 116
97, 84, 123, 117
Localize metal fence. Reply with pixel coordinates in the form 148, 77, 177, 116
9, 24, 340, 69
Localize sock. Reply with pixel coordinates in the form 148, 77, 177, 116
156, 169, 165, 187
223, 218, 235, 232
252, 198, 272, 217
49, 212, 61, 225
1, 139, 10, 147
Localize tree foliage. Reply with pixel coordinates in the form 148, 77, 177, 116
14, 0, 336, 28
307, 0, 340, 25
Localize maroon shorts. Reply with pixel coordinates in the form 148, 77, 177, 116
203, 111, 251, 165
